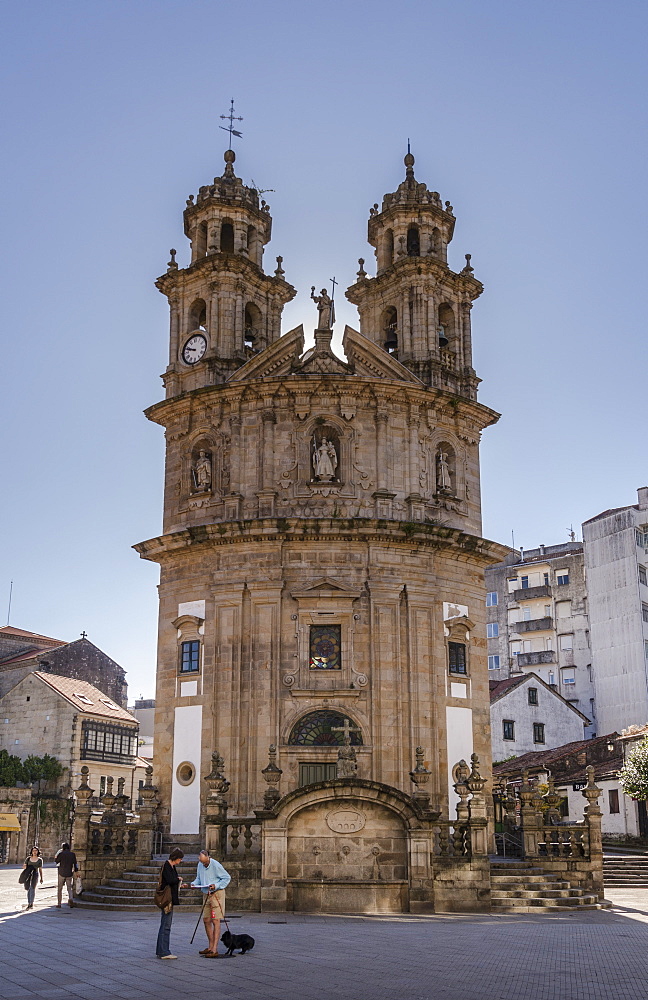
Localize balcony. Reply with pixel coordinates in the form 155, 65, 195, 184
515, 650, 556, 667
513, 584, 551, 602
512, 617, 553, 634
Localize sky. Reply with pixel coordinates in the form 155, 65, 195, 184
0, 0, 646, 699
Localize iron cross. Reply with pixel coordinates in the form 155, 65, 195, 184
330, 276, 338, 301
219, 99, 243, 147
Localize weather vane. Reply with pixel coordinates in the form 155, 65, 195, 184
219, 99, 243, 148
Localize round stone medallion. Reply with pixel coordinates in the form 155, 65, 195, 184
325, 809, 366, 834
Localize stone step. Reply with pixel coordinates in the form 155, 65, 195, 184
491, 901, 610, 913
490, 875, 572, 885
91, 885, 204, 900
491, 888, 591, 900
492, 895, 598, 908
74, 898, 205, 913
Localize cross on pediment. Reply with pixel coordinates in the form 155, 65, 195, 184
332, 718, 361, 743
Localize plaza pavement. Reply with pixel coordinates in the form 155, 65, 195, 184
1, 865, 648, 1000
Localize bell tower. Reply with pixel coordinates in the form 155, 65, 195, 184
156, 149, 296, 396
346, 151, 482, 398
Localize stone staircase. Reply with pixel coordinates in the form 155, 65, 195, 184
603, 855, 648, 888
490, 861, 609, 913
75, 856, 206, 912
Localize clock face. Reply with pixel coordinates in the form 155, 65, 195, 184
182, 334, 207, 365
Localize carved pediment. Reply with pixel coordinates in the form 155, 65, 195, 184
227, 326, 305, 382
291, 577, 361, 601
342, 326, 425, 384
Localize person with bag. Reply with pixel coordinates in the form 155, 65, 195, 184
155, 848, 187, 959
21, 846, 43, 909
54, 842, 78, 908
191, 848, 231, 958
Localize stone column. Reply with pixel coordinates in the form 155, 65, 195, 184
519, 770, 540, 858
137, 766, 160, 859
460, 300, 473, 371
72, 766, 94, 877
169, 294, 180, 368
582, 765, 604, 899
375, 408, 388, 492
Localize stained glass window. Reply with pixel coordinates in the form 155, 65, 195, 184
288, 710, 363, 746
309, 625, 341, 670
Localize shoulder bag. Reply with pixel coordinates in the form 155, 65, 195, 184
154, 865, 172, 912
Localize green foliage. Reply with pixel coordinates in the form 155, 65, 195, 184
0, 751, 63, 790
618, 737, 648, 800
0, 748, 27, 786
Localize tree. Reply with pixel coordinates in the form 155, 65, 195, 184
618, 737, 648, 800
0, 749, 27, 787
22, 754, 64, 791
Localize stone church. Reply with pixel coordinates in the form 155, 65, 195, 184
135, 146, 509, 912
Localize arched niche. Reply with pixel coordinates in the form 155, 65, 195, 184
430, 227, 442, 257
434, 441, 457, 496
244, 301, 263, 353
189, 437, 215, 494
437, 303, 456, 350
195, 221, 208, 258
220, 220, 235, 253
246, 224, 258, 260
407, 225, 420, 257
310, 423, 341, 483
381, 306, 398, 355
188, 298, 207, 332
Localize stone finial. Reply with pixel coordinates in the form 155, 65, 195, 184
445, 200, 454, 215
357, 258, 367, 279
186, 195, 194, 206
409, 747, 431, 789
205, 750, 230, 796
466, 753, 486, 794
262, 744, 283, 809
582, 764, 602, 815
78, 766, 91, 791
167, 248, 178, 272
461, 253, 474, 274
275, 255, 285, 277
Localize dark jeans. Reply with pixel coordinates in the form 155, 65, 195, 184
26, 880, 36, 906
156, 907, 173, 956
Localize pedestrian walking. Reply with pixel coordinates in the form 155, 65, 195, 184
22, 846, 43, 910
191, 848, 231, 958
156, 848, 188, 959
55, 842, 78, 908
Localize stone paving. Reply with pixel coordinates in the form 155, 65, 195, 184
2, 865, 648, 1000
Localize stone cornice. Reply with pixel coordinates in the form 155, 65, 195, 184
143, 374, 500, 432
133, 516, 510, 567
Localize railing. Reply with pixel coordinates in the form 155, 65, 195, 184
432, 821, 470, 857
536, 825, 589, 859
494, 831, 523, 858
221, 819, 262, 858
88, 820, 142, 856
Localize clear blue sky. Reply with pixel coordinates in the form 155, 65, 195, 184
1, 1, 646, 699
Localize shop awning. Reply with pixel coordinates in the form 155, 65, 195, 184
0, 813, 21, 832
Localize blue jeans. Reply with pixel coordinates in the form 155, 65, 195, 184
156, 907, 173, 956
26, 880, 36, 906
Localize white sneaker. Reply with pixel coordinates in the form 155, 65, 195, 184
159, 955, 178, 960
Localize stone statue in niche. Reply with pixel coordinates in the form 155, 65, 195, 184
192, 450, 212, 491
336, 738, 358, 779
436, 450, 452, 493
312, 435, 338, 482
310, 287, 335, 329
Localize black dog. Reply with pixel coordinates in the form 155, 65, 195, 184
221, 930, 255, 956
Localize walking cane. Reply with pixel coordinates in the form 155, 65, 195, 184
190, 891, 210, 944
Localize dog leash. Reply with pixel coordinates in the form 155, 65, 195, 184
212, 890, 230, 933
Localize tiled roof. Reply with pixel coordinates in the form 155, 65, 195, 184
0, 626, 66, 645
489, 676, 526, 701
33, 672, 137, 724
0, 649, 46, 666
493, 732, 620, 778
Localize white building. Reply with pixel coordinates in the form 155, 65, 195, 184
485, 543, 596, 735
583, 488, 648, 735
490, 672, 589, 762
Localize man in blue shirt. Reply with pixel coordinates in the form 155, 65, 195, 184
191, 849, 231, 958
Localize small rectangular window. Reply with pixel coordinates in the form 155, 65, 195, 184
486, 592, 498, 607
533, 723, 545, 744
298, 762, 338, 787
642, 604, 648, 624
520, 576, 529, 589
180, 640, 200, 673
503, 720, 515, 741
608, 789, 620, 814
522, 608, 531, 621
559, 634, 574, 651
488, 654, 500, 670
557, 572, 569, 586
449, 642, 467, 674
528, 687, 538, 705
561, 668, 575, 685
640, 566, 648, 586
487, 623, 499, 638
543, 573, 549, 586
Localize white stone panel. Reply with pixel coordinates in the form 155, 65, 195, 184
450, 682, 467, 698
180, 680, 198, 697
443, 602, 468, 621
446, 705, 473, 813
170, 704, 202, 834
178, 600, 206, 619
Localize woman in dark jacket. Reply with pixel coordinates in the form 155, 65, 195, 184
156, 848, 186, 959
22, 846, 43, 910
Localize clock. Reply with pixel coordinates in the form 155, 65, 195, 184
181, 333, 207, 365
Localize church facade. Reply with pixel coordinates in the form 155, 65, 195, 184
135, 148, 508, 912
